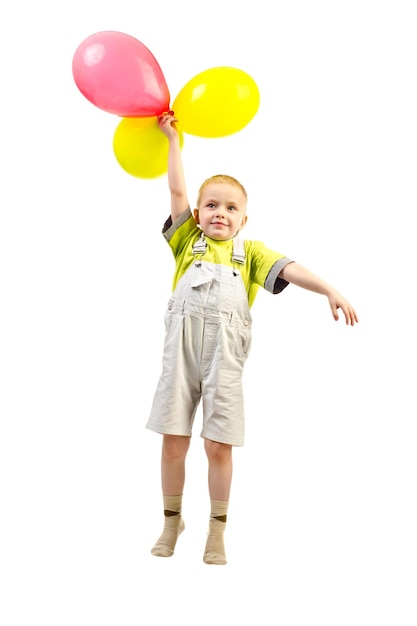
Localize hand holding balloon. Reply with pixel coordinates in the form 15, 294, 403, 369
157, 111, 180, 141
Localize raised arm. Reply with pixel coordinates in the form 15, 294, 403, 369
279, 262, 359, 325
158, 112, 189, 221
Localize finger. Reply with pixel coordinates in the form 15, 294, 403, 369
347, 307, 356, 326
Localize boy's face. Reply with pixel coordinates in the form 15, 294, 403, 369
193, 182, 247, 241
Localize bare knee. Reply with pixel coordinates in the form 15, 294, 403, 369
162, 435, 190, 463
204, 439, 232, 464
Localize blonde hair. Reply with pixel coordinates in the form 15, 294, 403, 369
196, 174, 248, 207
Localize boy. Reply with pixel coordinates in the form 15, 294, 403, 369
146, 112, 358, 565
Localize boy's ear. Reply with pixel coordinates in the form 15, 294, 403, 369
239, 215, 248, 230
193, 208, 200, 223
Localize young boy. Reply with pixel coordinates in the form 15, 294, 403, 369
146, 112, 358, 565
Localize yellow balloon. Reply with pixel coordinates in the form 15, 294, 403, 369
113, 116, 184, 178
172, 67, 260, 138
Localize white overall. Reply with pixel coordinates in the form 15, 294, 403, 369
146, 235, 252, 446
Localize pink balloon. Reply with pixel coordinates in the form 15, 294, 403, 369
72, 31, 170, 117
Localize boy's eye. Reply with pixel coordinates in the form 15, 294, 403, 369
228, 206, 236, 211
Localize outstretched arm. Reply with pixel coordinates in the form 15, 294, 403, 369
158, 112, 189, 221
279, 262, 359, 325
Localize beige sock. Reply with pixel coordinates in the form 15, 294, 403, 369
203, 499, 228, 565
151, 494, 185, 557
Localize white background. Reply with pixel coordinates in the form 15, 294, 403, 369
1, 1, 416, 624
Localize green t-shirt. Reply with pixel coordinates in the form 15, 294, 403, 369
163, 208, 293, 308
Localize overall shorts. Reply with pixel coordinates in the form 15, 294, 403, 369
146, 236, 252, 446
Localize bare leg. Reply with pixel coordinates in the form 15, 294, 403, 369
161, 434, 190, 494
151, 435, 190, 557
204, 438, 233, 500
203, 439, 232, 565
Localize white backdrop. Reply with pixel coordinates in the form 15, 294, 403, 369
1, 1, 416, 624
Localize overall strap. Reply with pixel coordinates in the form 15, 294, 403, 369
232, 237, 246, 264
192, 232, 207, 256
